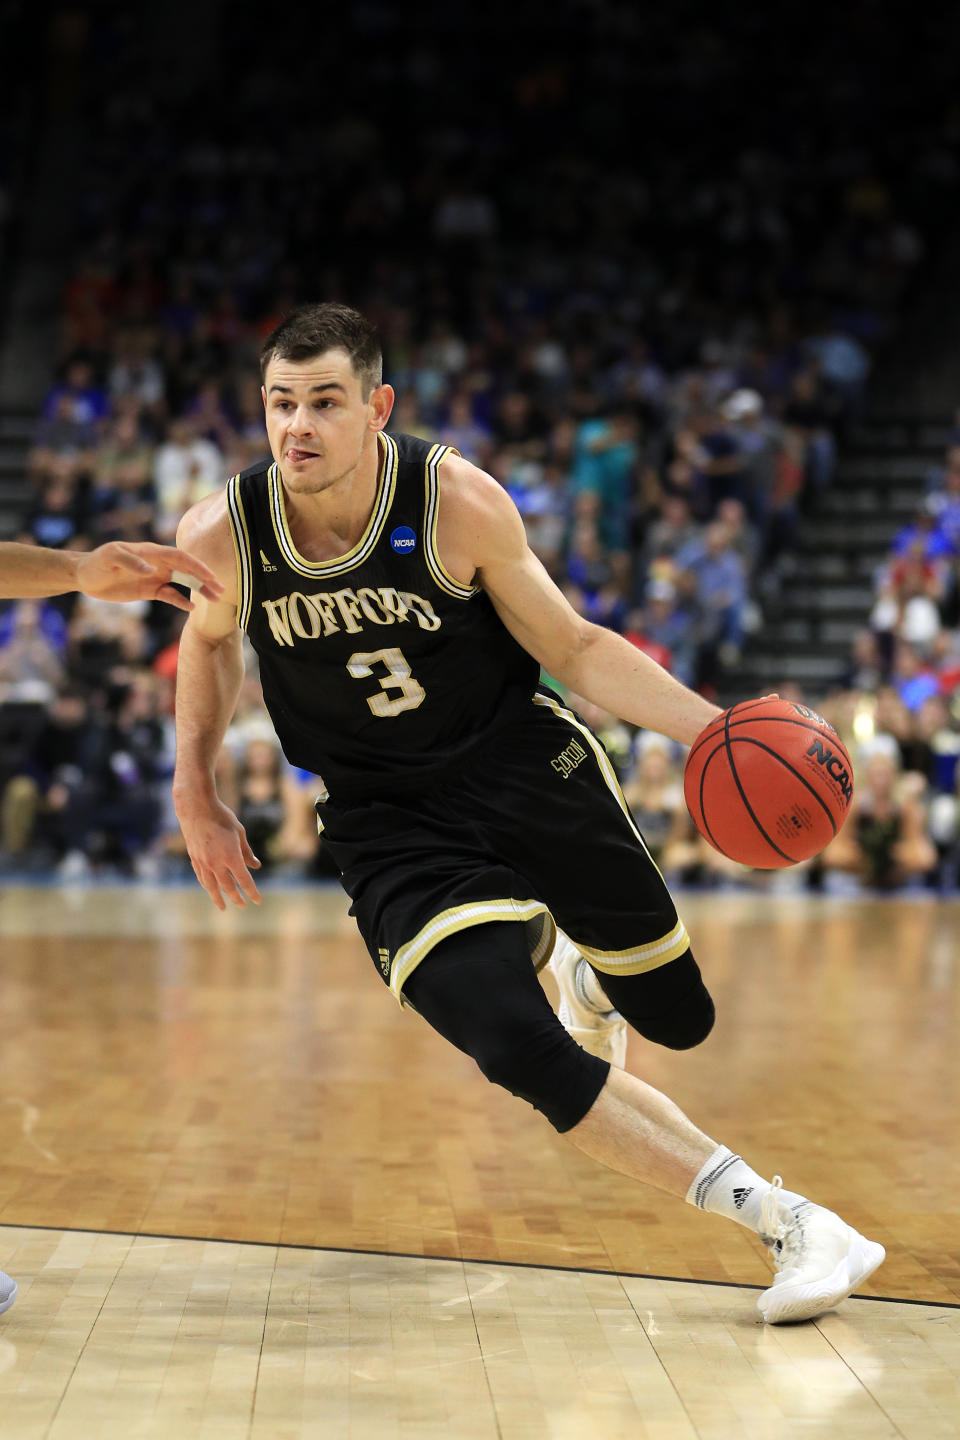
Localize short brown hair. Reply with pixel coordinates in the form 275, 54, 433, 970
259, 302, 382, 397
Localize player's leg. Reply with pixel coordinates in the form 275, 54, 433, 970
405, 921, 884, 1322
567, 1065, 885, 1323
404, 920, 610, 1131
0, 1269, 16, 1316
549, 937, 714, 1066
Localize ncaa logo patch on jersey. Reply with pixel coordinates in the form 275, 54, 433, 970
390, 525, 417, 555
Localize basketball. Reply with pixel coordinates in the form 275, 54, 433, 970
683, 698, 854, 868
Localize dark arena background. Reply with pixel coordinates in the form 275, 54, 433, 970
1, 3, 959, 1436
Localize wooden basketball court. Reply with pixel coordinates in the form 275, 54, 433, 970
0, 883, 958, 1437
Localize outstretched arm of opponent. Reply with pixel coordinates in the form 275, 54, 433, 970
172, 497, 261, 910
436, 457, 721, 746
0, 538, 223, 609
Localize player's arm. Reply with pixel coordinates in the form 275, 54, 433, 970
0, 538, 223, 609
172, 495, 261, 910
436, 457, 721, 746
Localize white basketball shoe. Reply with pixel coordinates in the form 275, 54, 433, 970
0, 1269, 17, 1316
549, 934, 628, 1068
757, 1177, 886, 1323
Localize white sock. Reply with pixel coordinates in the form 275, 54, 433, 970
686, 1145, 808, 1233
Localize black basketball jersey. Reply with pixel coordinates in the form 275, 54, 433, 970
226, 432, 540, 799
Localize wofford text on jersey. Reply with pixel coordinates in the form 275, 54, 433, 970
261, 586, 442, 647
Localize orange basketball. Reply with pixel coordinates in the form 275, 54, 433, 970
683, 698, 854, 868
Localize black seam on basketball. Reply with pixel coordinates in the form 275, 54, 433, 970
728, 737, 838, 837
723, 709, 796, 863
696, 742, 729, 853
718, 715, 850, 755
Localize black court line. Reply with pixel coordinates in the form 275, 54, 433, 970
2, 1221, 957, 1311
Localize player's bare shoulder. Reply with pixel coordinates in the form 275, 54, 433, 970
435, 452, 526, 582
176, 489, 237, 600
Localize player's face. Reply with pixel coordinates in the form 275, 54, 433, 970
262, 350, 393, 493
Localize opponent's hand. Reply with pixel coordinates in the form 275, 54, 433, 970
75, 541, 224, 611
177, 794, 262, 910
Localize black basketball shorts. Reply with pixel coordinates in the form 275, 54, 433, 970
316, 689, 691, 1002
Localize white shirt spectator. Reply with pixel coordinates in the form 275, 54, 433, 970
153, 422, 225, 541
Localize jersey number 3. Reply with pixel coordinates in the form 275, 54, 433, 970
347, 647, 426, 718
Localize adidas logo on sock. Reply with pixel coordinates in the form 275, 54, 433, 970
733, 1187, 753, 1210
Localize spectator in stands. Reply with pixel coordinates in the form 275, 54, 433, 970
42, 355, 110, 430
781, 364, 838, 494
821, 740, 936, 891
235, 737, 294, 873
23, 472, 90, 553
891, 640, 941, 714
153, 417, 224, 544
675, 408, 749, 515
638, 493, 702, 580
624, 576, 699, 689
507, 459, 568, 578
436, 394, 494, 468
622, 732, 688, 865
675, 520, 749, 678
805, 315, 871, 418
0, 600, 67, 705
719, 389, 785, 534
570, 405, 640, 554
107, 326, 167, 422
29, 392, 98, 477
89, 413, 155, 544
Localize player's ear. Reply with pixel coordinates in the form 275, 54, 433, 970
261, 385, 268, 412
369, 383, 395, 432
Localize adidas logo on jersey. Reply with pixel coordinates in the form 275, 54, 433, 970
260, 549, 278, 572
733, 1186, 753, 1210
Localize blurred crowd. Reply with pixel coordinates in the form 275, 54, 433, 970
2, 2, 960, 889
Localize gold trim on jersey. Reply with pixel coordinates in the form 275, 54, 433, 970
268, 431, 398, 578
389, 897, 556, 1003
577, 922, 690, 975
424, 443, 479, 600
225, 473, 253, 631
532, 691, 689, 975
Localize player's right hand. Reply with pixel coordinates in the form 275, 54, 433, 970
176, 795, 262, 910
75, 540, 225, 610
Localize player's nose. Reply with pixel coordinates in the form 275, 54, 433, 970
288, 404, 315, 435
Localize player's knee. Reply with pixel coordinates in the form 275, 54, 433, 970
472, 1021, 608, 1133
602, 948, 716, 1051
638, 983, 715, 1050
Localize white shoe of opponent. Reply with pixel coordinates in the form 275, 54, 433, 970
549, 934, 628, 1068
0, 1269, 17, 1316
757, 1177, 885, 1324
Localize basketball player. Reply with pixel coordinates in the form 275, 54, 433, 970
0, 535, 222, 1318
173, 303, 884, 1324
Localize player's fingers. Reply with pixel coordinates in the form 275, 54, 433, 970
134, 544, 224, 597
232, 860, 262, 905
154, 583, 194, 612
239, 834, 263, 872
192, 857, 226, 910
217, 871, 249, 908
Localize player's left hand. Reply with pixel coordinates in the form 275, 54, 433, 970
74, 541, 224, 611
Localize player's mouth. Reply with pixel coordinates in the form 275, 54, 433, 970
286, 448, 320, 464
